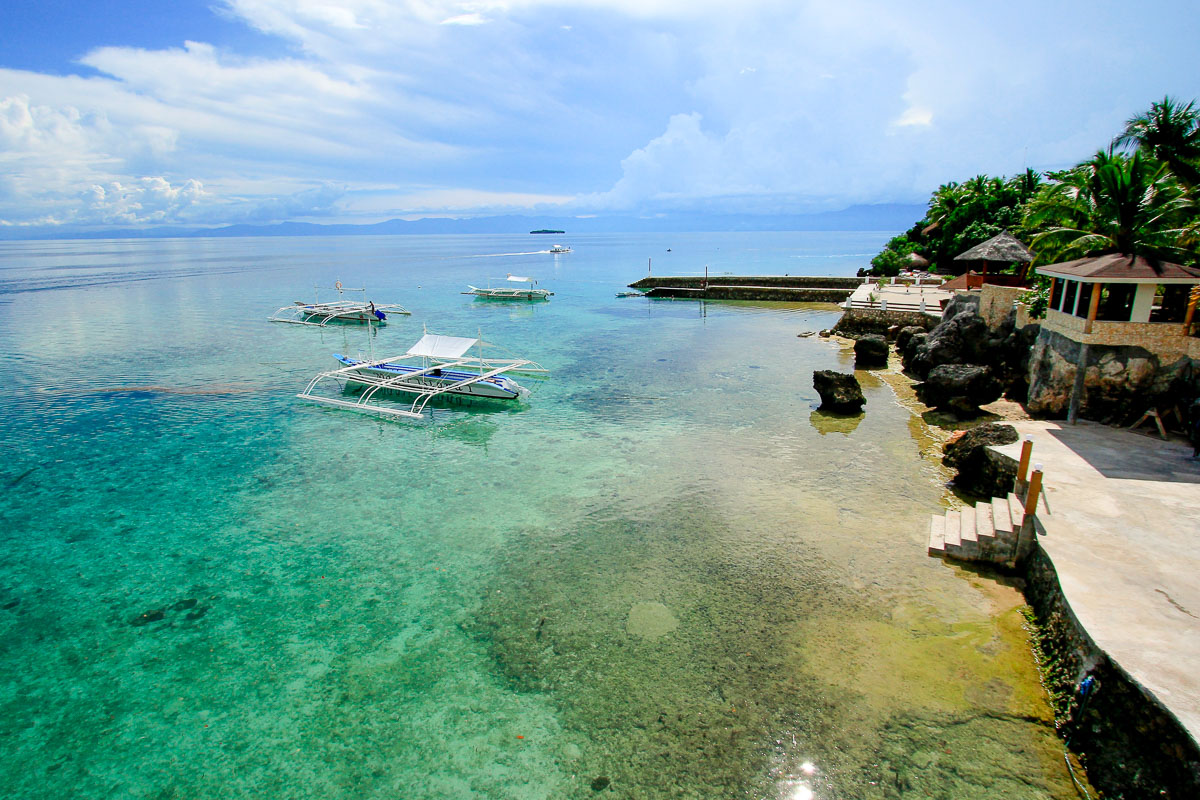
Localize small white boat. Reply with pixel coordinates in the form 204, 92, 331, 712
270, 284, 410, 326
463, 274, 554, 301
297, 332, 547, 419
549, 244, 572, 253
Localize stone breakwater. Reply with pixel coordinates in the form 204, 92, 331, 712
628, 275, 862, 302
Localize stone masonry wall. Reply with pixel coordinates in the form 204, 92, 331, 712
1043, 309, 1194, 359
978, 285, 1028, 330
831, 307, 939, 336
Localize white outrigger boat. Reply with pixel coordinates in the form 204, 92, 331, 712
269, 284, 411, 326
463, 274, 553, 301
548, 244, 572, 253
297, 332, 547, 419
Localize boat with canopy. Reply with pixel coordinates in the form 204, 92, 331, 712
297, 332, 547, 419
463, 274, 553, 301
270, 283, 411, 326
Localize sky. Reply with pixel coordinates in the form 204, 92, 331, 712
1, 0, 1197, 230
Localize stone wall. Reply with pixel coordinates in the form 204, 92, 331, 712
1022, 546, 1200, 798
831, 307, 939, 337
1043, 309, 1194, 360
630, 275, 865, 290
978, 285, 1029, 330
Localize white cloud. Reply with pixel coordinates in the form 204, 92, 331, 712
1, 0, 1197, 227
441, 13, 489, 25
893, 106, 933, 128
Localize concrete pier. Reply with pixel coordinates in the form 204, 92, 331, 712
991, 420, 1200, 742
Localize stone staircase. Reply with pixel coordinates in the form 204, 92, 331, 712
928, 492, 1027, 568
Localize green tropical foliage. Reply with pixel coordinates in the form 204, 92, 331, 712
867, 96, 1200, 276
866, 170, 1041, 276
1025, 149, 1194, 264
1114, 96, 1200, 190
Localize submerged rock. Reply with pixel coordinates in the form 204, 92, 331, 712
130, 608, 166, 626
813, 370, 865, 413
590, 776, 611, 791
854, 334, 889, 368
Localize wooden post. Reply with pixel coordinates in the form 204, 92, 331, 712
1084, 281, 1102, 334
1017, 435, 1034, 482
1047, 278, 1056, 311
1024, 465, 1044, 516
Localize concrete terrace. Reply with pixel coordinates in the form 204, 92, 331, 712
992, 420, 1200, 741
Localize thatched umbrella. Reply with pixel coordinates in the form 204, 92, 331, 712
906, 252, 930, 269
953, 230, 1034, 279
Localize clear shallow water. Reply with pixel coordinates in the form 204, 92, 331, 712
0, 232, 1077, 798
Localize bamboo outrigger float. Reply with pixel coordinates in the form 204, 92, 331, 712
269, 283, 411, 326
297, 332, 547, 419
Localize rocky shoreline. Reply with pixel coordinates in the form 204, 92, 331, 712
818, 309, 1200, 799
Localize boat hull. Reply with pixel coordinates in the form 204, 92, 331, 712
333, 355, 523, 400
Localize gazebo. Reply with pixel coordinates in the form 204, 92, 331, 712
953, 230, 1034, 281
1037, 253, 1200, 333
1033, 253, 1200, 422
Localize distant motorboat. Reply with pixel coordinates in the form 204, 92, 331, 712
549, 244, 572, 253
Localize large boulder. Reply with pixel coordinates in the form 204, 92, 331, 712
943, 423, 1021, 497
854, 334, 889, 368
894, 325, 926, 356
943, 423, 1020, 469
813, 370, 865, 412
915, 364, 1003, 416
906, 310, 990, 379
902, 332, 928, 370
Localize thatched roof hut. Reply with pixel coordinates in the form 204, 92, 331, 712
954, 230, 1033, 264
906, 252, 930, 269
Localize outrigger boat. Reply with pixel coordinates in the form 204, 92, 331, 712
297, 332, 547, 419
548, 244, 572, 253
463, 274, 553, 301
270, 283, 410, 326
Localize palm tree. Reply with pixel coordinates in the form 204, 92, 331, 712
1114, 96, 1200, 190
1025, 149, 1193, 264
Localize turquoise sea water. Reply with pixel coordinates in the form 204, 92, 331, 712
0, 232, 1078, 798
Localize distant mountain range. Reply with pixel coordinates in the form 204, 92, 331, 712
0, 204, 924, 241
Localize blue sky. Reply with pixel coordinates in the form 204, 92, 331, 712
1, 0, 1197, 229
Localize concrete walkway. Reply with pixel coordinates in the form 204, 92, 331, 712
993, 420, 1200, 742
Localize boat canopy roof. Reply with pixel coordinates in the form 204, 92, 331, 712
506, 274, 535, 283
405, 334, 479, 359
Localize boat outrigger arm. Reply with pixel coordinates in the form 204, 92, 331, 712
296, 334, 547, 419
269, 285, 411, 326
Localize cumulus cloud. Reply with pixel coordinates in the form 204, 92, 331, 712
1, 0, 1197, 227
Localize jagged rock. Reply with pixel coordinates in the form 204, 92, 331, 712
902, 332, 928, 370
943, 423, 1020, 497
813, 370, 865, 412
854, 334, 889, 368
943, 423, 1020, 470
895, 325, 926, 357
906, 310, 990, 379
915, 364, 1003, 416
818, 329, 831, 338
1026, 329, 1169, 419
